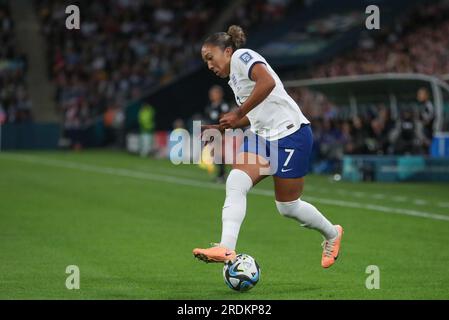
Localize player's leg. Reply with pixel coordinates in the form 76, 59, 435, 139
193, 152, 268, 263
220, 153, 268, 249
273, 124, 343, 268
273, 176, 337, 239
273, 177, 343, 268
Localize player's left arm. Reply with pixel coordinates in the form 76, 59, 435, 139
220, 63, 275, 128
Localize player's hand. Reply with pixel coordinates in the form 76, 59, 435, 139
201, 124, 224, 146
219, 111, 240, 129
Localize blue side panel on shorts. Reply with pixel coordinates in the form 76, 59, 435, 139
239, 124, 313, 178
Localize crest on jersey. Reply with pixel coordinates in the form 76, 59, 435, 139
239, 52, 253, 65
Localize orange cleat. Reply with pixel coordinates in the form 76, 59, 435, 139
321, 225, 344, 268
193, 243, 236, 263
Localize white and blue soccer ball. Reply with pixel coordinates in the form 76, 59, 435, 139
223, 254, 260, 292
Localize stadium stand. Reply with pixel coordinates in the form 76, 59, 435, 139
0, 0, 32, 124
278, 0, 449, 172
309, 0, 449, 78
1, 0, 448, 174
31, 0, 296, 148
33, 0, 226, 144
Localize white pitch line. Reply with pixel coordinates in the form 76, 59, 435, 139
248, 188, 449, 222
133, 164, 207, 180
311, 187, 434, 206
2, 153, 449, 222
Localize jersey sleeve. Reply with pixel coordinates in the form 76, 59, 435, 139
232, 49, 267, 81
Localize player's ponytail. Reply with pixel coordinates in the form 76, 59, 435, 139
203, 25, 246, 51
226, 25, 246, 50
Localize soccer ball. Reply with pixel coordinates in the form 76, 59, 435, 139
223, 254, 260, 292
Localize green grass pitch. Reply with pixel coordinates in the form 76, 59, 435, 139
1, 150, 449, 299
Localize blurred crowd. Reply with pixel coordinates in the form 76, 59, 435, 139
35, 0, 223, 147
227, 0, 293, 30
1, 0, 445, 163
0, 1, 32, 125
33, 0, 295, 148
289, 87, 435, 173
312, 0, 449, 78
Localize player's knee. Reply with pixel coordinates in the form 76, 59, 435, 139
226, 169, 253, 195
275, 199, 300, 218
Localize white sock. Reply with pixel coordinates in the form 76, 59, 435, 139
220, 169, 253, 250
275, 198, 337, 240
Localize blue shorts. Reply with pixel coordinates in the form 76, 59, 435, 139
239, 124, 313, 178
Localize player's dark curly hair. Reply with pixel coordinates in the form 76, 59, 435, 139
203, 25, 246, 51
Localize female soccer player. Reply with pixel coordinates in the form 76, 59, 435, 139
193, 26, 343, 268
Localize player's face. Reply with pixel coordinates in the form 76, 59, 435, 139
201, 44, 232, 78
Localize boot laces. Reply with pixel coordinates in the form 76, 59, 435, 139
322, 238, 335, 258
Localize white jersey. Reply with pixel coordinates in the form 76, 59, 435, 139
228, 48, 310, 141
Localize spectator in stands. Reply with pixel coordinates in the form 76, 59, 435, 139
350, 115, 369, 154
366, 118, 389, 155
390, 110, 427, 155
378, 105, 395, 135
416, 87, 435, 141
340, 121, 354, 154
